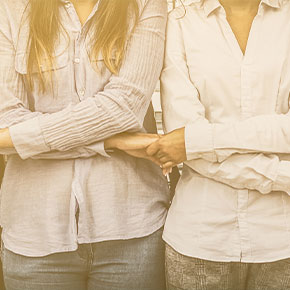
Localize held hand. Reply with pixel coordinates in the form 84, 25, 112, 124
0, 128, 14, 148
104, 132, 174, 176
146, 127, 187, 169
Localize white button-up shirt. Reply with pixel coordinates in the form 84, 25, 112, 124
0, 0, 169, 257
161, 0, 290, 262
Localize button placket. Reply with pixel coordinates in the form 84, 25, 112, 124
79, 88, 85, 97
236, 189, 252, 261
74, 33, 86, 101
240, 13, 262, 118
63, 1, 82, 32
63, 0, 100, 102
240, 65, 252, 118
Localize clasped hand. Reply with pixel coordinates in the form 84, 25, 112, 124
147, 127, 187, 171
106, 128, 187, 175
0, 127, 187, 174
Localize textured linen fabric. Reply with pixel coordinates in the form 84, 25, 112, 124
161, 0, 290, 262
0, 0, 170, 256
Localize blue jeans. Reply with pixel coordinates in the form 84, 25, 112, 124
165, 244, 290, 290
2, 228, 165, 290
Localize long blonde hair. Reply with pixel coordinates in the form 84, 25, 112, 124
26, 0, 139, 91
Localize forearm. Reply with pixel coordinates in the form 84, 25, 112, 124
0, 128, 13, 148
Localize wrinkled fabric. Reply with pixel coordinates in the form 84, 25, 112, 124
0, 0, 170, 256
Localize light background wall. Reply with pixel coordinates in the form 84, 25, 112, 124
152, 0, 188, 133
152, 0, 185, 134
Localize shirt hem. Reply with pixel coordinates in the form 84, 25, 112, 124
77, 219, 165, 245
2, 220, 165, 257
163, 233, 290, 263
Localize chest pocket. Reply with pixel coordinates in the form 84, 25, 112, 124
14, 51, 72, 113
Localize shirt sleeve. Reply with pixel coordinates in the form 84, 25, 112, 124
0, 142, 109, 159
0, 2, 119, 160
185, 155, 290, 195
160, 11, 290, 194
8, 0, 167, 160
161, 11, 290, 162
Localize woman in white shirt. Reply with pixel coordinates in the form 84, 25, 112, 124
145, 0, 290, 289
0, 0, 169, 289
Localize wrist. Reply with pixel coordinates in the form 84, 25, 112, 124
104, 137, 116, 150
0, 128, 13, 148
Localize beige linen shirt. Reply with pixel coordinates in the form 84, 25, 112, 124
161, 0, 290, 262
0, 0, 169, 256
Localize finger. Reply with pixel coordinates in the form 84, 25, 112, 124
156, 151, 166, 159
162, 168, 169, 177
146, 140, 160, 156
149, 157, 162, 167
160, 156, 171, 163
162, 167, 173, 176
162, 167, 172, 177
162, 161, 174, 169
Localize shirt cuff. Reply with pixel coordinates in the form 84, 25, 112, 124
9, 117, 50, 159
185, 122, 216, 162
84, 141, 111, 158
273, 161, 290, 195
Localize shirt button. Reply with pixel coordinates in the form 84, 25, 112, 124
74, 58, 80, 64
79, 89, 85, 96
65, 3, 71, 8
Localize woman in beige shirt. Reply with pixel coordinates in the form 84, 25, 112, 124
0, 0, 169, 289
145, 0, 290, 289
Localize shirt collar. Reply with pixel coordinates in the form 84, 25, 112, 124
187, 0, 283, 17
261, 0, 282, 8
186, 0, 222, 17
203, 0, 221, 16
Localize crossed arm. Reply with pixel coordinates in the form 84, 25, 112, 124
2, 1, 290, 198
